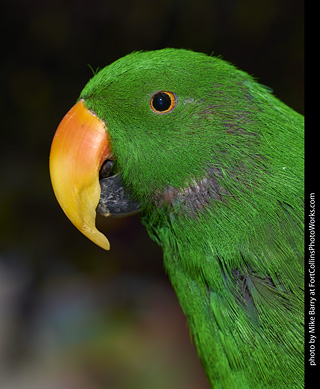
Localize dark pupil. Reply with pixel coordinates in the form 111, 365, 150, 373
153, 92, 171, 111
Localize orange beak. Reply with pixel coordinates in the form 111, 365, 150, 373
49, 99, 111, 250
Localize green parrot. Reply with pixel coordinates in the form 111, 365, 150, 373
49, 49, 304, 388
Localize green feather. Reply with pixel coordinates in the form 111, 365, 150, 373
81, 49, 304, 388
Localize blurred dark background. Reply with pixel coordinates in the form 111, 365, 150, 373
1, 1, 303, 388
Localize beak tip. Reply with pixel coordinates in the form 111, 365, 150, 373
90, 231, 110, 251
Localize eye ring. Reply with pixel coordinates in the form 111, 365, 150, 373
150, 91, 176, 114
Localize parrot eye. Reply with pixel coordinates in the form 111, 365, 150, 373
150, 91, 176, 113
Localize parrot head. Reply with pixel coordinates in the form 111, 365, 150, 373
49, 49, 293, 250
